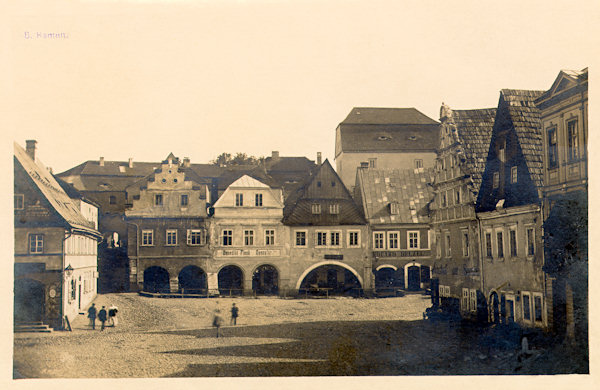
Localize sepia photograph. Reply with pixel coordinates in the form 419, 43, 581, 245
4, 0, 597, 388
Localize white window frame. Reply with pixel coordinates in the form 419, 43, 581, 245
387, 231, 399, 250
316, 231, 328, 247
15, 194, 24, 210
373, 232, 386, 250
255, 193, 263, 207
221, 229, 233, 246
526, 225, 535, 258
244, 230, 254, 246
495, 228, 505, 259
485, 230, 493, 259
311, 203, 321, 214
295, 230, 307, 247
329, 204, 340, 214
461, 229, 469, 257
29, 234, 44, 253
390, 202, 400, 215
235, 193, 244, 207
407, 231, 420, 249
264, 229, 275, 246
509, 225, 518, 258
510, 166, 518, 184
533, 292, 544, 325
330, 231, 341, 247
521, 291, 532, 324
141, 229, 154, 246
187, 229, 205, 246
347, 230, 360, 248
462, 288, 469, 312
166, 229, 178, 246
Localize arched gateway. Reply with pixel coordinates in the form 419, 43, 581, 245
296, 261, 362, 296
178, 265, 207, 294
252, 264, 279, 295
144, 266, 170, 293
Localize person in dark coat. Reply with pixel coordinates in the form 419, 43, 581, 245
98, 306, 108, 331
230, 303, 239, 325
87, 303, 97, 330
212, 309, 224, 338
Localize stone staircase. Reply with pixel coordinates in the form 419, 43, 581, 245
14, 321, 53, 333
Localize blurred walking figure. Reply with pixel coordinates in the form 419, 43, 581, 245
87, 303, 97, 330
212, 309, 224, 338
108, 304, 118, 327
98, 306, 108, 331
230, 303, 239, 325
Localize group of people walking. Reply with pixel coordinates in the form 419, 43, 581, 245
87, 303, 118, 331
212, 303, 239, 338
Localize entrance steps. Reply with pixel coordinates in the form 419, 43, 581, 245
14, 321, 53, 333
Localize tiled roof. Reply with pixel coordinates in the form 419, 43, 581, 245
14, 143, 99, 233
341, 107, 439, 125
338, 124, 440, 153
355, 167, 435, 225
500, 89, 545, 189
229, 175, 270, 188
451, 108, 497, 192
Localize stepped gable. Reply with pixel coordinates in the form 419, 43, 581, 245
283, 159, 366, 225
500, 89, 545, 189
15, 142, 98, 233
451, 108, 497, 193
355, 167, 435, 225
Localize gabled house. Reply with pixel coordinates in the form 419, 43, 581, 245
284, 160, 371, 296
354, 167, 435, 294
475, 89, 547, 328
210, 174, 287, 295
14, 141, 101, 330
124, 154, 211, 294
335, 107, 439, 190
536, 68, 588, 343
431, 105, 496, 319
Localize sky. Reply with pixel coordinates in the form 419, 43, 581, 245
4, 0, 599, 174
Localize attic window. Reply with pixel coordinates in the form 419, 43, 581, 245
390, 202, 400, 215
119, 166, 126, 173
377, 135, 392, 141
408, 135, 418, 141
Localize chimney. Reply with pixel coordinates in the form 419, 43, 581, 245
128, 158, 133, 168
317, 152, 322, 165
99, 157, 105, 166
183, 157, 191, 167
25, 140, 37, 160
271, 151, 280, 161
47, 167, 53, 174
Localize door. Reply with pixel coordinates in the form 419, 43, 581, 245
407, 266, 420, 291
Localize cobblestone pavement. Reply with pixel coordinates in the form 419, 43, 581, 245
13, 293, 586, 378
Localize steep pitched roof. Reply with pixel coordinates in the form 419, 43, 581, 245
451, 108, 497, 192
500, 89, 545, 189
229, 174, 270, 188
355, 167, 435, 224
283, 160, 366, 225
341, 107, 439, 125
14, 143, 99, 234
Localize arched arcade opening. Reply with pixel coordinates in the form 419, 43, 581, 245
252, 264, 279, 295
178, 265, 207, 294
218, 265, 243, 296
143, 266, 170, 293
298, 263, 362, 296
374, 265, 405, 293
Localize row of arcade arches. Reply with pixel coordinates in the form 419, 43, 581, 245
374, 263, 431, 291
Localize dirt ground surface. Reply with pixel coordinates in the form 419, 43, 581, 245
13, 293, 587, 378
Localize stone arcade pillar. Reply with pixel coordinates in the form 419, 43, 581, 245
207, 272, 219, 295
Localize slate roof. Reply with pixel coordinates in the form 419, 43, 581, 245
500, 89, 545, 189
451, 108, 497, 192
14, 143, 99, 234
283, 160, 366, 225
355, 167, 435, 225
337, 108, 440, 155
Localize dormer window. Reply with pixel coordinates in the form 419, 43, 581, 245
311, 204, 321, 214
329, 204, 340, 214
390, 202, 399, 215
493, 172, 500, 189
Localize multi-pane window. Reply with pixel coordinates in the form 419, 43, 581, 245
523, 293, 531, 321
496, 231, 504, 258
374, 232, 385, 249
235, 193, 244, 207
435, 233, 441, 258
390, 202, 399, 215
567, 119, 579, 161
330, 232, 340, 246
29, 234, 43, 253
511, 166, 518, 184
408, 231, 419, 249
547, 127, 558, 168
348, 231, 359, 247
265, 229, 275, 246
329, 204, 340, 214
222, 230, 233, 246
462, 230, 469, 257
181, 194, 189, 206
445, 233, 451, 257
155, 194, 163, 206
187, 229, 205, 246
14, 194, 24, 210
255, 193, 263, 207
388, 232, 399, 249
414, 159, 423, 169
141, 230, 154, 246
493, 172, 500, 189
316, 232, 328, 246
462, 288, 469, 312
295, 231, 306, 246
369, 158, 377, 168
509, 228, 517, 257
109, 195, 117, 205
485, 232, 493, 258
244, 230, 254, 246
311, 204, 321, 214
166, 229, 177, 246
526, 227, 535, 256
